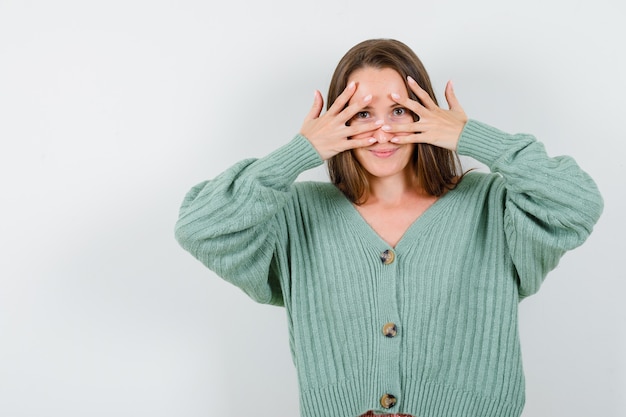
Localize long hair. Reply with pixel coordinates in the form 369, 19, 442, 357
326, 39, 462, 204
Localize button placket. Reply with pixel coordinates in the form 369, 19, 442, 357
375, 246, 401, 413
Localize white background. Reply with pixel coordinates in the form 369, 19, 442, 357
1, 0, 624, 416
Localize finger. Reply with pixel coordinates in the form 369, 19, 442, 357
340, 93, 373, 122
390, 128, 457, 151
390, 92, 425, 116
381, 121, 423, 135
305, 90, 324, 121
341, 136, 377, 151
407, 76, 438, 109
444, 80, 463, 112
347, 119, 384, 137
389, 132, 425, 145
327, 81, 357, 115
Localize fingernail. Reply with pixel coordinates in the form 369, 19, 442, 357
407, 75, 416, 83
391, 137, 399, 143
347, 81, 356, 89
363, 94, 372, 102
375, 120, 384, 126
382, 125, 391, 131
391, 93, 400, 100
368, 138, 377, 143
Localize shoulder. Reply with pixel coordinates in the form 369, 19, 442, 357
290, 182, 349, 216
293, 181, 342, 200
451, 170, 506, 200
282, 181, 347, 225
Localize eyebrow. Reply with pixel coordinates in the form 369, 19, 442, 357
359, 104, 405, 111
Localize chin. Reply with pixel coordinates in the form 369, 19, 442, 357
366, 169, 408, 180
357, 154, 413, 180
359, 162, 411, 179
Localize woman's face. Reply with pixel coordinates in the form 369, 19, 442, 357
347, 67, 415, 182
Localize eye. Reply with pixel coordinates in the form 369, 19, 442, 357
355, 111, 370, 119
392, 107, 407, 117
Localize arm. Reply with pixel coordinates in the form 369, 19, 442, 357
175, 81, 385, 304
385, 78, 603, 297
458, 120, 604, 297
174, 134, 323, 305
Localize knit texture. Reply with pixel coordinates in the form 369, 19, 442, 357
175, 120, 603, 417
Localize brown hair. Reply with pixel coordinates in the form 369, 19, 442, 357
326, 39, 462, 204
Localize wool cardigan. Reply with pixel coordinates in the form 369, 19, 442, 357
175, 120, 603, 417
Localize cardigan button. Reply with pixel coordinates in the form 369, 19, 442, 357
380, 249, 395, 265
382, 322, 398, 338
380, 393, 397, 409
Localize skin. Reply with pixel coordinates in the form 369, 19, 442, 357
300, 67, 468, 247
347, 67, 416, 183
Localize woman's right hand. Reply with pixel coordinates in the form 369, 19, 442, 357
300, 81, 383, 160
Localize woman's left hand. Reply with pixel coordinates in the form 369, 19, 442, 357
383, 77, 468, 151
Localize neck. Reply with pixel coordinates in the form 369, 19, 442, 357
365, 171, 421, 206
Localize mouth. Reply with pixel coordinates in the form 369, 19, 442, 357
369, 148, 399, 158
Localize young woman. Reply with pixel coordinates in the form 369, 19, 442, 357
175, 39, 603, 417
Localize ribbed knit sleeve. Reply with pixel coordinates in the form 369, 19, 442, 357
174, 134, 323, 305
457, 120, 603, 297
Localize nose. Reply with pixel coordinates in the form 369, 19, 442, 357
373, 125, 393, 143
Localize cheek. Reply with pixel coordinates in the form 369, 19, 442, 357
399, 144, 416, 162
352, 148, 369, 164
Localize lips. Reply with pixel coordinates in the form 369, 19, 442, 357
369, 147, 399, 158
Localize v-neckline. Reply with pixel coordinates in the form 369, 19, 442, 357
327, 176, 470, 251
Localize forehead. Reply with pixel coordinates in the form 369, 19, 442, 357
348, 67, 405, 85
348, 67, 407, 96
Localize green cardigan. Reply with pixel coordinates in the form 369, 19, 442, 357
175, 120, 603, 417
